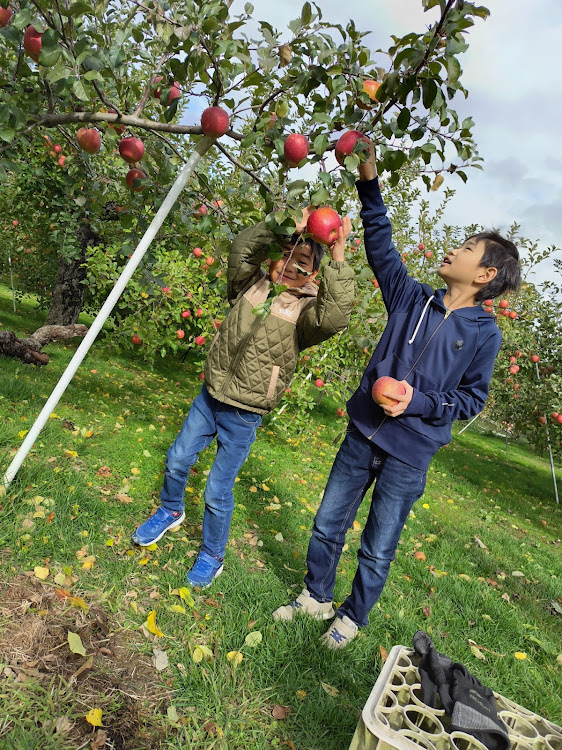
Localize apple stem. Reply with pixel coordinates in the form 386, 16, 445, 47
2, 136, 215, 488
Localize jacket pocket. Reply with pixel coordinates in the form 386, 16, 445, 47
266, 365, 280, 400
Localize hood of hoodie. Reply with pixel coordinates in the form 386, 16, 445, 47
422, 286, 497, 322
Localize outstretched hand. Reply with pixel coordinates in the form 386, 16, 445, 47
329, 215, 352, 261
358, 139, 377, 182
381, 380, 413, 417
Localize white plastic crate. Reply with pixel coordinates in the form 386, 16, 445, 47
349, 646, 562, 750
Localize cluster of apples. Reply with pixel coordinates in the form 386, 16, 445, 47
484, 297, 518, 319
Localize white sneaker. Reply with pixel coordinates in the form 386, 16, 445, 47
320, 615, 358, 649
273, 588, 335, 622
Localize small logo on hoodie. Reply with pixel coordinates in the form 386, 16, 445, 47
455, 340, 464, 350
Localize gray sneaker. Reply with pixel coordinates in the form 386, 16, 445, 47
273, 588, 335, 622
320, 615, 359, 649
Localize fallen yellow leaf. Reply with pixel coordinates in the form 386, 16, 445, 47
34, 566, 49, 580
227, 650, 243, 664
514, 652, 527, 660
296, 690, 307, 700
146, 610, 164, 637
85, 708, 103, 727
131, 467, 140, 475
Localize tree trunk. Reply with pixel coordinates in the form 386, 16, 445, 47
0, 324, 88, 365
44, 224, 102, 325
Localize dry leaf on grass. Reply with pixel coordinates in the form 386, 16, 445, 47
379, 645, 389, 662
320, 681, 339, 697
272, 704, 291, 720
152, 647, 169, 671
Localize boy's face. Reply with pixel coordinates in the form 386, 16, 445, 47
437, 238, 491, 287
267, 241, 318, 289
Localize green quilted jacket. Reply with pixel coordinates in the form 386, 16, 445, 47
203, 221, 355, 414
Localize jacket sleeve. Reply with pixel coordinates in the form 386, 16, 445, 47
404, 328, 502, 424
357, 178, 423, 313
227, 221, 277, 303
296, 260, 355, 349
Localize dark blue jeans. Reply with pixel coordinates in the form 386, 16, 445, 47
161, 385, 262, 559
305, 422, 427, 627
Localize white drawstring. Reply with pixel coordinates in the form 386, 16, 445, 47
408, 294, 435, 345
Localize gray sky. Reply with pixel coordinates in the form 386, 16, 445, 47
227, 0, 562, 285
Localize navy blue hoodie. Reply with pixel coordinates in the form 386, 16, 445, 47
347, 178, 502, 470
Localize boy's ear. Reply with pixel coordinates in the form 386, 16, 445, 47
475, 265, 497, 285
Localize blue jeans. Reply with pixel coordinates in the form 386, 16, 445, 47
304, 422, 427, 627
161, 385, 262, 559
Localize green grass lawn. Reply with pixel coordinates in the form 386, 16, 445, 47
1, 285, 561, 749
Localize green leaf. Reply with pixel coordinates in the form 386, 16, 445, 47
422, 78, 438, 109
275, 99, 289, 118
72, 79, 90, 102
245, 631, 263, 647
0, 128, 15, 143
39, 47, 62, 67
397, 108, 410, 131
313, 134, 328, 156
301, 2, 312, 24
446, 56, 462, 85
68, 631, 86, 656
310, 185, 329, 205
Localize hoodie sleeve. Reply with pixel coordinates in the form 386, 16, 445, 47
357, 178, 423, 313
297, 260, 355, 349
227, 221, 277, 304
404, 327, 502, 423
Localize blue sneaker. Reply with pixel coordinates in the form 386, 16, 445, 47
186, 551, 224, 589
131, 507, 185, 546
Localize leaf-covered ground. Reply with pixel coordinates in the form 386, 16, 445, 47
1, 287, 561, 749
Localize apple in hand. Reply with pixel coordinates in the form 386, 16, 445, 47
76, 127, 101, 154
335, 130, 370, 165
306, 207, 342, 246
201, 107, 230, 138
119, 136, 145, 164
284, 133, 309, 167
371, 376, 406, 407
24, 25, 43, 62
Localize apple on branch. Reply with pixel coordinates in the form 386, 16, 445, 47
126, 168, 147, 192
201, 107, 230, 138
284, 133, 309, 168
306, 208, 342, 246
76, 127, 101, 154
335, 130, 371, 165
119, 136, 145, 164
0, 5, 13, 26
23, 25, 43, 62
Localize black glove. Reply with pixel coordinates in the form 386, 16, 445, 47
450, 664, 510, 750
413, 630, 455, 714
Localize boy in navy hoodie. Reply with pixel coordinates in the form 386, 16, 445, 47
273, 142, 521, 647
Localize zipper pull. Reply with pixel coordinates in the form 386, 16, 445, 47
444, 309, 451, 319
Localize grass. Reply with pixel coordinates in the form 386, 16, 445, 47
0, 283, 561, 749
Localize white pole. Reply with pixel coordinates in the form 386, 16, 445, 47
534, 361, 560, 505
457, 412, 480, 435
3, 136, 214, 488
8, 255, 16, 313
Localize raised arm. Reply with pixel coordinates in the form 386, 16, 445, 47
227, 222, 277, 303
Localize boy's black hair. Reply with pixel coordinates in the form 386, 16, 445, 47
284, 234, 325, 271
467, 231, 522, 303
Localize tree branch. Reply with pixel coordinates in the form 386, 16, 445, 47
214, 143, 272, 193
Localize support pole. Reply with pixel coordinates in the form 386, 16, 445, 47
535, 361, 559, 505
457, 413, 480, 435
8, 255, 16, 313
3, 137, 213, 488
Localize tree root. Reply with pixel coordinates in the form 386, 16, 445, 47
0, 324, 88, 366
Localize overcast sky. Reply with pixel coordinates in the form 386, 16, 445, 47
227, 0, 562, 286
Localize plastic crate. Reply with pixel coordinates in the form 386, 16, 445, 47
349, 646, 562, 750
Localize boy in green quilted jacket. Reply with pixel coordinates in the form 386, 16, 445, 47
132, 208, 355, 588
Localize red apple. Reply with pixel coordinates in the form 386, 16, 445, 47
509, 356, 517, 364
418, 243, 425, 251
205, 256, 214, 266
372, 279, 379, 288
58, 155, 66, 167
132, 334, 142, 345
198, 372, 205, 381
362, 79, 380, 102
201, 107, 230, 138
515, 350, 523, 357
119, 136, 144, 164
193, 247, 203, 258
213, 200, 224, 209
425, 251, 432, 259
195, 308, 203, 317
76, 127, 101, 154
538, 416, 546, 424
307, 207, 342, 246
484, 306, 493, 314
284, 133, 309, 167
53, 144, 62, 153
315, 378, 324, 388
12, 219, 18, 227
557, 414, 562, 424
551, 412, 559, 420
499, 299, 509, 309
509, 311, 517, 320
176, 329, 185, 339
371, 376, 406, 407
484, 299, 493, 307
513, 383, 520, 390
181, 310, 191, 319
530, 354, 540, 363
126, 168, 147, 192
0, 5, 13, 26
336, 407, 346, 417
161, 286, 171, 295
335, 130, 370, 165
108, 109, 125, 135
24, 25, 43, 62
354, 238, 361, 246
195, 335, 206, 345
509, 365, 519, 374
193, 204, 208, 217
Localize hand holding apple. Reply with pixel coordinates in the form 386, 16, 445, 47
329, 215, 352, 262
358, 139, 377, 182
380, 380, 413, 417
